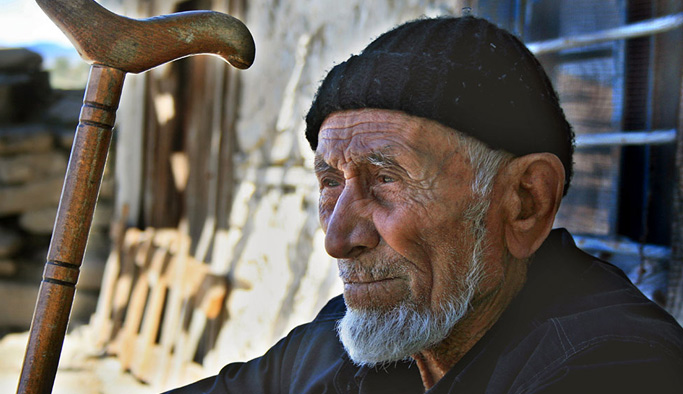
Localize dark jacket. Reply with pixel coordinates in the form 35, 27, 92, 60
167, 229, 683, 393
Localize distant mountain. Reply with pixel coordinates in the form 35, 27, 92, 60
16, 42, 90, 88
26, 42, 81, 68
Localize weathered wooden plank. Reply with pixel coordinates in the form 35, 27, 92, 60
110, 228, 156, 365
165, 255, 209, 386
152, 226, 194, 387
217, 0, 242, 231
131, 234, 174, 381
194, 55, 224, 262
182, 54, 212, 251
107, 228, 146, 344
668, 59, 683, 323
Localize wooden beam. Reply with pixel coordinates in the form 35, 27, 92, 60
668, 52, 683, 323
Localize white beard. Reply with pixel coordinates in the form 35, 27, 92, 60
336, 293, 473, 367
336, 199, 489, 367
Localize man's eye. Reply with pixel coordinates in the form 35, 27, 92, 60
379, 175, 396, 184
322, 178, 341, 187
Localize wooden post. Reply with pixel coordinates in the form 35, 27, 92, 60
667, 72, 683, 323
658, 0, 683, 322
17, 64, 125, 394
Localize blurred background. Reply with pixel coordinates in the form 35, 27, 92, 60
0, 0, 682, 392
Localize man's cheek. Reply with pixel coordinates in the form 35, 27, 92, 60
374, 210, 424, 260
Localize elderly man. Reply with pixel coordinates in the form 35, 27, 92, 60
168, 16, 683, 393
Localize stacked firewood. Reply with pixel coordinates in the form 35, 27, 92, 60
0, 48, 112, 334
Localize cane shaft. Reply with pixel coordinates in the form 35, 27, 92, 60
17, 65, 125, 394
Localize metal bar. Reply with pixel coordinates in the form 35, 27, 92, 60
575, 129, 676, 147
573, 235, 671, 260
528, 13, 683, 55
514, 0, 527, 39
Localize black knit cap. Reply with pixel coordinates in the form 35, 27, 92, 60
305, 16, 574, 194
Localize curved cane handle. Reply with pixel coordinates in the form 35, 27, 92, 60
36, 0, 255, 73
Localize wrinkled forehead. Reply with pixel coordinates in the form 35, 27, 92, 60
319, 109, 420, 144
315, 109, 470, 185
316, 109, 458, 168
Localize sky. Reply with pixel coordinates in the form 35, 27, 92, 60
0, 0, 72, 48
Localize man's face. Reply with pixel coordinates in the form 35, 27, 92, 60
315, 108, 486, 316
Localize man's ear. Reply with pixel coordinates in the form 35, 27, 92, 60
501, 153, 565, 259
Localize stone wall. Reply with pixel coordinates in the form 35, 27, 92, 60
0, 48, 112, 334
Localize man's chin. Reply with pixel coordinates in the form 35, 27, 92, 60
337, 301, 462, 368
337, 307, 421, 367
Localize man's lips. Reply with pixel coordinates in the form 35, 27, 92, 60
343, 277, 400, 286
343, 277, 402, 296
337, 257, 410, 308
342, 277, 408, 309
337, 259, 406, 284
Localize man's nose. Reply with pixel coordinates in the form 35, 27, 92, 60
324, 182, 380, 258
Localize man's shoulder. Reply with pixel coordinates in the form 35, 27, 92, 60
515, 288, 683, 372
523, 228, 683, 345
508, 304, 683, 393
497, 229, 683, 392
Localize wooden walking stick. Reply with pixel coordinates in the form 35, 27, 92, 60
17, 1, 255, 393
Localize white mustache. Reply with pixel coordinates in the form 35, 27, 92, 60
337, 257, 408, 283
